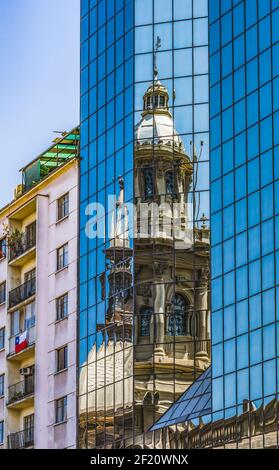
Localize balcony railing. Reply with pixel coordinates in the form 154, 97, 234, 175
9, 230, 36, 263
9, 278, 36, 309
9, 325, 36, 356
8, 375, 34, 405
8, 428, 34, 449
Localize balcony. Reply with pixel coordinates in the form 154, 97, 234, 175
9, 278, 36, 309
8, 376, 34, 408
8, 428, 34, 449
9, 233, 36, 267
8, 325, 36, 360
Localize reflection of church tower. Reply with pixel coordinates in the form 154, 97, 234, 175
79, 55, 210, 450
105, 177, 133, 334
79, 180, 134, 450
133, 70, 210, 447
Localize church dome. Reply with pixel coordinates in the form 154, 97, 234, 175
135, 79, 185, 151
135, 113, 184, 148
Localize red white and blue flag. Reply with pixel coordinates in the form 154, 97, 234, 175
15, 332, 28, 354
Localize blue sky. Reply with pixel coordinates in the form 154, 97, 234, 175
0, 0, 80, 207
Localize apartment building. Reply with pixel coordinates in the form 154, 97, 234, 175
0, 128, 79, 449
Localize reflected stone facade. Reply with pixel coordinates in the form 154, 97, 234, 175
132, 78, 210, 448
172, 399, 279, 449
79, 77, 210, 449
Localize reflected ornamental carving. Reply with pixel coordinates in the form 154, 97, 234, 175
153, 261, 169, 277
136, 283, 152, 298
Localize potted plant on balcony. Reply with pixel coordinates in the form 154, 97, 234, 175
10, 390, 24, 404
3, 225, 24, 259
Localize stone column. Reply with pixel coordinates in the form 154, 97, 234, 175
196, 268, 209, 359
153, 262, 168, 356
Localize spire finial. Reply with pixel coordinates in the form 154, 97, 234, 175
118, 176, 124, 190
154, 36, 162, 81
110, 177, 130, 249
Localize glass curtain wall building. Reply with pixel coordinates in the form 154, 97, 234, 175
209, 0, 279, 448
79, 0, 210, 449
149, 0, 279, 450
152, 0, 279, 450
79, 0, 134, 449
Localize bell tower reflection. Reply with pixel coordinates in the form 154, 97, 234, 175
79, 71, 210, 450
133, 70, 210, 447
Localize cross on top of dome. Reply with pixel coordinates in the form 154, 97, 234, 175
154, 36, 162, 82
142, 37, 170, 113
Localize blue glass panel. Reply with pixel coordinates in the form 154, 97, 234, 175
149, 368, 212, 431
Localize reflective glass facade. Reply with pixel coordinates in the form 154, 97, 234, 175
151, 366, 212, 431
79, 0, 210, 449
209, 0, 279, 448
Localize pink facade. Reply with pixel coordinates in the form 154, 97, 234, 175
0, 157, 78, 449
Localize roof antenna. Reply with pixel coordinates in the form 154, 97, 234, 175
154, 36, 162, 82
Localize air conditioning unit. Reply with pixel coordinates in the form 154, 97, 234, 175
19, 367, 33, 376
14, 184, 24, 200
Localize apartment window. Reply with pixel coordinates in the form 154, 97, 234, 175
0, 421, 3, 445
0, 328, 4, 350
56, 293, 68, 321
10, 310, 20, 337
0, 239, 6, 260
0, 282, 6, 305
25, 222, 36, 249
57, 193, 69, 221
24, 414, 34, 447
25, 301, 36, 330
0, 374, 4, 396
55, 396, 67, 423
57, 244, 68, 271
56, 345, 68, 372
24, 269, 36, 283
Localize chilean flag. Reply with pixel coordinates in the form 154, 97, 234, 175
15, 332, 28, 354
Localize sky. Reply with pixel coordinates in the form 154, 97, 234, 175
0, 0, 80, 207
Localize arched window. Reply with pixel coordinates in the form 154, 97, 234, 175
168, 294, 187, 336
140, 307, 153, 337
143, 168, 154, 199
165, 170, 174, 195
